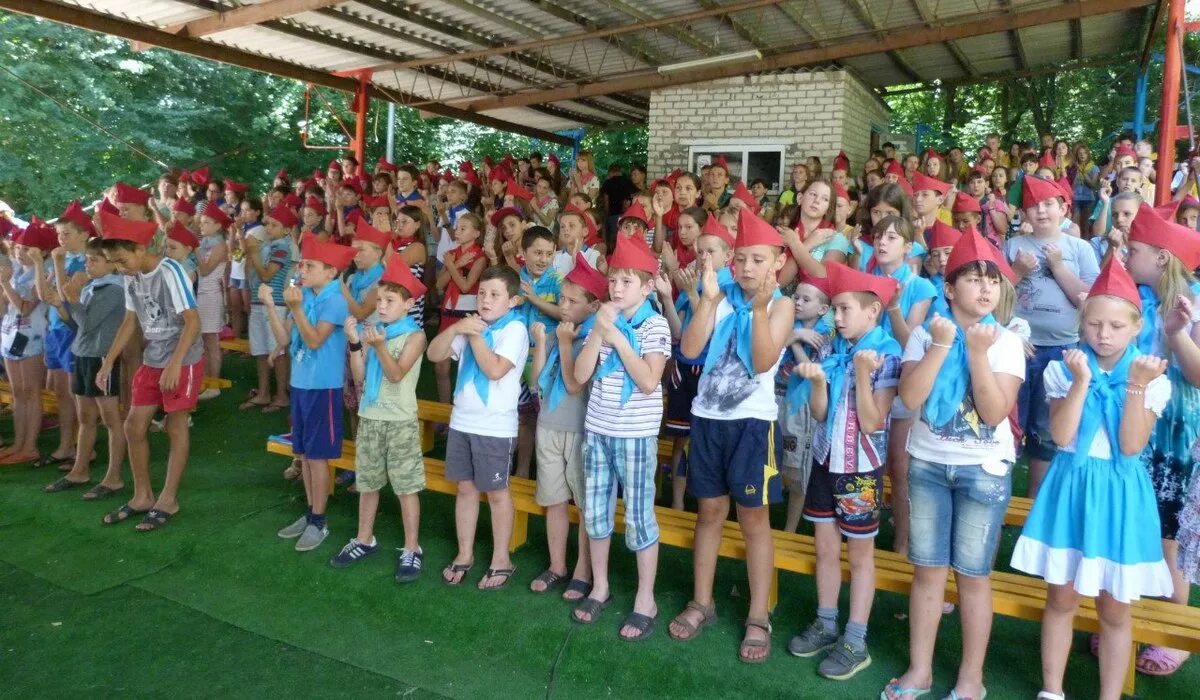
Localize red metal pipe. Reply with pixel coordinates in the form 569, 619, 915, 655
350, 70, 370, 171
1157, 0, 1184, 205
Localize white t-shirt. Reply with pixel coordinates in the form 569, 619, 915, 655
1042, 360, 1170, 458
691, 296, 785, 422
903, 325, 1026, 465
552, 248, 602, 279
584, 314, 671, 438
449, 323, 529, 438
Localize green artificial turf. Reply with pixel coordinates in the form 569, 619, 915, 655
0, 355, 1196, 698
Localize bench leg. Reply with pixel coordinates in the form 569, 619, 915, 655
767, 569, 779, 613
328, 462, 337, 496
509, 511, 529, 553
420, 421, 434, 454
1123, 643, 1137, 697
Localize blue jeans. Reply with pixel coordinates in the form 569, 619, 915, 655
907, 457, 1011, 576
1016, 343, 1072, 462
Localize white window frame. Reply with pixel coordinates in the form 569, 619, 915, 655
686, 142, 788, 195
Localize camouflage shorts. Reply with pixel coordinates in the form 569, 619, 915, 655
355, 417, 425, 495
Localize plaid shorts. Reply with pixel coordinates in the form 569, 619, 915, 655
583, 432, 659, 551
354, 417, 425, 495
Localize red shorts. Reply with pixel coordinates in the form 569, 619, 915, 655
131, 361, 204, 413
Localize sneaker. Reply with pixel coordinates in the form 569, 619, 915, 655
329, 538, 378, 568
277, 515, 308, 539
197, 387, 221, 401
816, 640, 872, 680
787, 619, 839, 658
295, 523, 329, 552
394, 548, 424, 582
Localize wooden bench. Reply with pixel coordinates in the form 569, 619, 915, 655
219, 337, 250, 354
0, 383, 60, 414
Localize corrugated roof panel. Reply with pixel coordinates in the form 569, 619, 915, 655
62, 0, 209, 26
1018, 21, 1072, 66
209, 24, 367, 71
902, 43, 968, 81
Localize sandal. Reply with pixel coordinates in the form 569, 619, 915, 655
739, 617, 772, 664
562, 578, 592, 602
619, 612, 656, 642
478, 567, 516, 590
33, 453, 74, 468
44, 476, 88, 493
238, 399, 271, 411
943, 689, 986, 700
0, 451, 40, 466
1136, 645, 1189, 676
880, 679, 932, 699
262, 400, 289, 414
1036, 693, 1065, 700
669, 600, 717, 641
82, 484, 122, 501
441, 561, 473, 586
571, 596, 611, 624
102, 504, 148, 525
135, 509, 175, 532
530, 569, 568, 593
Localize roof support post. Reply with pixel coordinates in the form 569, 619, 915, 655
1157, 0, 1183, 205
350, 69, 371, 168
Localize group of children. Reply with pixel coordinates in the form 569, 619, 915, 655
4, 137, 1200, 699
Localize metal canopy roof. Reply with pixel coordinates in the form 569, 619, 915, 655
2, 0, 1159, 143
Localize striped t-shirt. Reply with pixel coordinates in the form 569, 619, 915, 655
123, 257, 204, 368
583, 314, 671, 438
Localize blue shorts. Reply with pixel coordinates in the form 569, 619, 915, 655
907, 456, 1012, 577
44, 326, 76, 372
1016, 343, 1071, 462
289, 388, 343, 460
687, 415, 783, 508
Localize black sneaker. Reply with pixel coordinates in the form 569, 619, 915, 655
395, 547, 423, 582
328, 538, 378, 567
817, 640, 871, 680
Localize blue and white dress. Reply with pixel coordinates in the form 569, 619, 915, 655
1010, 359, 1174, 603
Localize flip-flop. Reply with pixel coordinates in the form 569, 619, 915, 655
82, 484, 122, 501
478, 567, 516, 591
669, 600, 717, 641
530, 569, 568, 593
561, 578, 593, 602
441, 562, 473, 586
238, 400, 271, 411
102, 504, 148, 525
33, 453, 74, 468
571, 596, 612, 624
44, 476, 88, 493
943, 689, 986, 700
619, 612, 656, 642
262, 402, 289, 414
135, 509, 175, 532
880, 679, 932, 699
0, 451, 40, 466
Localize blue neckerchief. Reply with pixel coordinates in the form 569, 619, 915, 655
675, 266, 733, 328
362, 317, 420, 407
519, 266, 561, 330
922, 312, 999, 428
537, 323, 591, 413
79, 274, 122, 306
928, 273, 950, 319
447, 203, 469, 228
12, 263, 36, 300
347, 262, 384, 304
870, 261, 915, 336
290, 280, 342, 357
1064, 345, 1138, 467
1138, 282, 1200, 354
455, 310, 522, 405
702, 280, 783, 377
787, 325, 900, 423
594, 300, 656, 405
396, 190, 423, 205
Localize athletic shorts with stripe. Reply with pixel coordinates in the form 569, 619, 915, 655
687, 415, 783, 508
583, 433, 658, 551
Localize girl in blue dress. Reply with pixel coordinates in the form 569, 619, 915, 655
1011, 256, 1173, 700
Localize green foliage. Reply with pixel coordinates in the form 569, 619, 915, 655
581, 127, 649, 173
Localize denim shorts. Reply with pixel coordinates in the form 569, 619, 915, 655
1016, 343, 1071, 462
907, 456, 1012, 577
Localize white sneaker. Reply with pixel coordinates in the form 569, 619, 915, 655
197, 387, 221, 401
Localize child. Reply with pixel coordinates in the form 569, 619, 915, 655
342, 221, 389, 435
95, 211, 204, 532
434, 212, 486, 405
42, 239, 127, 500
268, 238, 355, 551
0, 221, 53, 465
788, 262, 901, 680
668, 208, 793, 660
528, 252, 607, 598
164, 221, 200, 284
241, 205, 296, 412
426, 265, 528, 590
883, 227, 1025, 700
552, 205, 604, 277
1090, 192, 1140, 265
925, 220, 963, 320
195, 206, 228, 400
515, 226, 562, 478
329, 256, 428, 579
571, 234, 669, 640
1011, 256, 1173, 700
1005, 176, 1100, 499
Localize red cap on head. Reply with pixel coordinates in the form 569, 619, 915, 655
1055, 176, 1074, 206
833, 183, 851, 202
344, 209, 364, 227
825, 262, 898, 307
99, 198, 119, 216
945, 224, 1014, 282
458, 161, 475, 174
547, 154, 559, 165
489, 206, 523, 228
950, 194, 981, 214
1129, 202, 1200, 269
501, 154, 514, 171
1039, 151, 1056, 168
562, 204, 598, 243
361, 194, 389, 209
379, 253, 427, 299
797, 271, 832, 300
1021, 175, 1064, 209
440, 169, 455, 184
172, 197, 196, 216
923, 147, 941, 161
564, 251, 608, 300
267, 204, 298, 229
99, 210, 157, 246
202, 205, 232, 228
735, 207, 783, 248
354, 220, 391, 250
912, 172, 949, 196
18, 218, 55, 252
709, 155, 730, 174
732, 180, 758, 210
340, 178, 362, 195
885, 160, 905, 177
927, 219, 964, 250
328, 160, 342, 172
283, 192, 302, 210
462, 170, 481, 188
1087, 255, 1140, 309
977, 147, 993, 161
894, 177, 914, 197
1115, 144, 1137, 159
701, 213, 735, 248
607, 232, 658, 274
833, 151, 850, 172
167, 220, 199, 249
619, 201, 650, 227
223, 179, 249, 195
300, 238, 356, 272
276, 168, 289, 180
304, 195, 327, 216
60, 200, 96, 234
190, 167, 210, 187
312, 168, 325, 181
114, 182, 151, 206
375, 157, 398, 173
506, 179, 534, 202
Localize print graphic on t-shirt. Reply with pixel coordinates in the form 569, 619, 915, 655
693, 344, 756, 413
136, 291, 165, 333
924, 389, 995, 445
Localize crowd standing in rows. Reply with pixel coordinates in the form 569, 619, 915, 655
4, 132, 1200, 700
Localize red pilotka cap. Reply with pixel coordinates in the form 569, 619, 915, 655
59, 200, 95, 234
732, 180, 758, 210
833, 151, 850, 171
607, 231, 658, 274
562, 204, 598, 244
1021, 175, 1064, 209
700, 213, 735, 248
885, 160, 905, 177
797, 271, 832, 299
172, 197, 196, 216
945, 224, 1016, 283
224, 179, 249, 195
300, 238, 356, 272
202, 205, 233, 228
267, 204, 299, 229
912, 172, 949, 196
735, 207, 783, 248
379, 253, 427, 299
564, 251, 608, 300
1086, 255, 1140, 310
353, 221, 391, 250
167, 220, 200, 249
99, 210, 157, 246
304, 195, 327, 216
1129, 202, 1200, 270
824, 262, 898, 307
506, 179, 534, 202
619, 201, 651, 228
950, 195, 981, 214
114, 182, 151, 206
926, 219, 963, 250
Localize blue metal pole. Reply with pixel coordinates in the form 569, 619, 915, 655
1133, 70, 1149, 141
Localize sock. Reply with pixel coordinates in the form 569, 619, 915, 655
817, 607, 838, 635
305, 506, 313, 521
310, 513, 327, 529
843, 620, 868, 651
